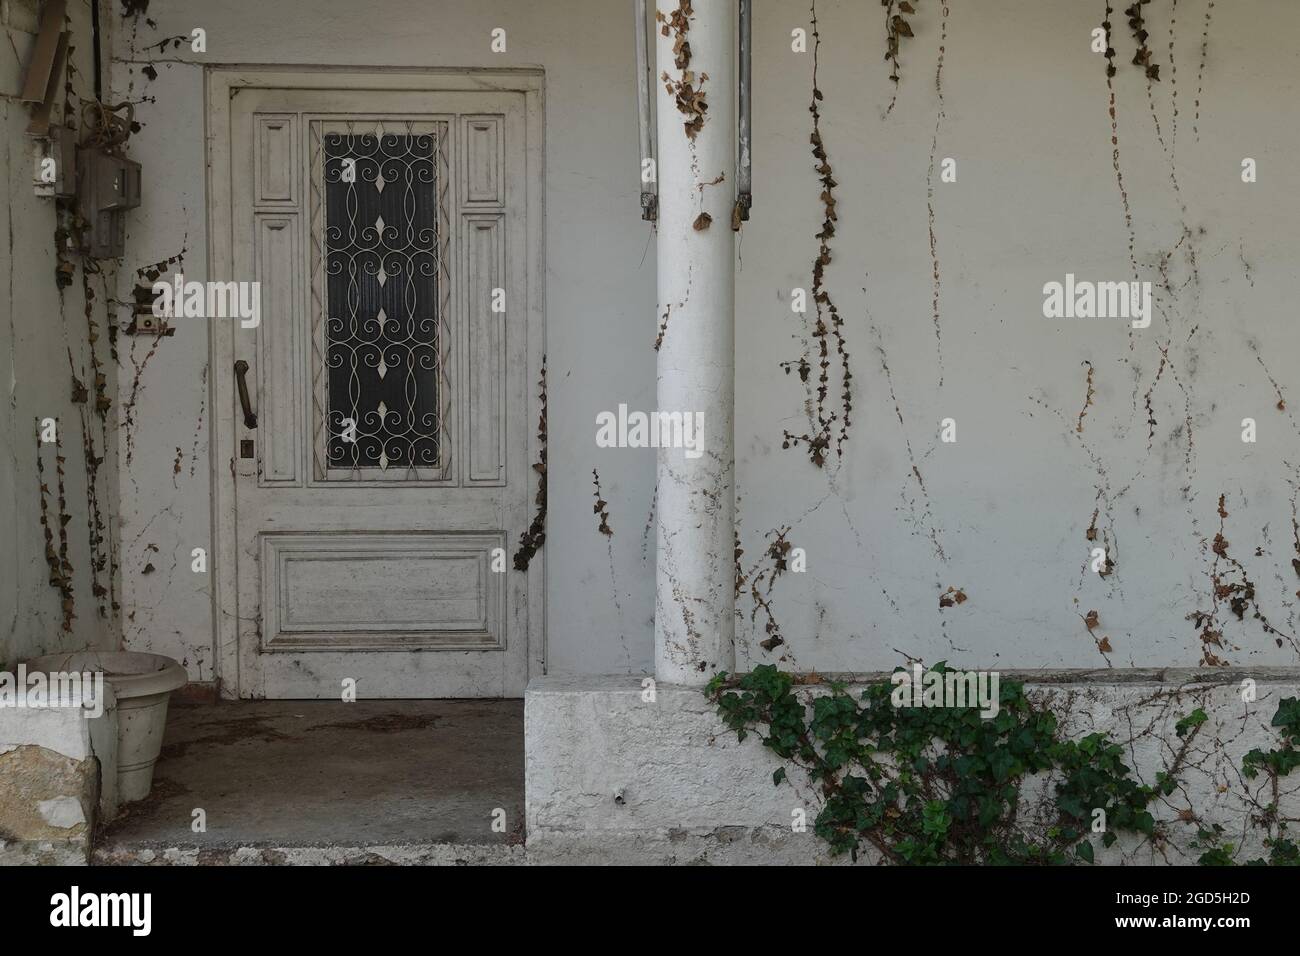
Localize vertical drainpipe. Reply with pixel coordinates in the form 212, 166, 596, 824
654, 0, 736, 685
91, 0, 103, 102
735, 0, 752, 226
634, 0, 657, 220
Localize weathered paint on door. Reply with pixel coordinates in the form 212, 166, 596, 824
224, 85, 534, 698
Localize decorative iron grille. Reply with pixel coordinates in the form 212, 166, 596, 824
310, 120, 452, 480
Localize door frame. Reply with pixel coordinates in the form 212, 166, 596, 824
206, 66, 546, 699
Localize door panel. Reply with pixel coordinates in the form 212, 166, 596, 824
227, 87, 531, 698
260, 532, 505, 648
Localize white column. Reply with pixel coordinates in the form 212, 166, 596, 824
654, 0, 736, 684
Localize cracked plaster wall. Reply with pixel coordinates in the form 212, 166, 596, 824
1, 0, 121, 669
735, 0, 1300, 675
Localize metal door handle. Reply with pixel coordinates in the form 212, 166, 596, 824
234, 360, 258, 429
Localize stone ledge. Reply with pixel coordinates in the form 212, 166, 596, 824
92, 841, 526, 866
524, 675, 1300, 865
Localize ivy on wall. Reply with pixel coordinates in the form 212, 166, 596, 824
1194, 696, 1300, 866
707, 664, 1297, 865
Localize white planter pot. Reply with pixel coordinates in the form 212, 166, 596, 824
25, 651, 188, 803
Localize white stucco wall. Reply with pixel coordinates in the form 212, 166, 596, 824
109, 0, 1300, 685
2, 0, 120, 669
733, 0, 1300, 676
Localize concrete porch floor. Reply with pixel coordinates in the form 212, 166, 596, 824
93, 699, 525, 865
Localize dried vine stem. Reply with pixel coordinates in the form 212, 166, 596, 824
77, 268, 111, 616
1077, 361, 1095, 434
1125, 1, 1160, 79
591, 469, 613, 537
1101, 3, 1140, 284
1193, 1, 1214, 139
36, 422, 76, 631
512, 360, 547, 571
881, 0, 918, 113
781, 1, 852, 468
657, 1, 709, 140
1190, 495, 1299, 666
1168, 0, 1179, 150
746, 527, 794, 654
926, 0, 948, 384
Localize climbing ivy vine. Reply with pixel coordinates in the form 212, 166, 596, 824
704, 663, 1250, 865
1194, 695, 1300, 866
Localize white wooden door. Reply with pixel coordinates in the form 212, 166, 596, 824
225, 86, 534, 698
